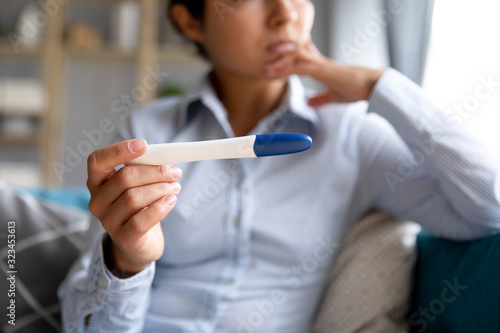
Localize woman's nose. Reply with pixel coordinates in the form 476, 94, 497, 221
268, 0, 299, 28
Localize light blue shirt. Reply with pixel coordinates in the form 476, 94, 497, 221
59, 69, 500, 332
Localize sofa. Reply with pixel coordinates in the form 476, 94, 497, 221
0, 182, 499, 332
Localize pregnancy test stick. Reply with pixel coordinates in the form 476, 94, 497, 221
128, 133, 312, 165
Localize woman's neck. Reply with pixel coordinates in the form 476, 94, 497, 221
209, 68, 288, 137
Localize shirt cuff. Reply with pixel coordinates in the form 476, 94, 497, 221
87, 233, 155, 314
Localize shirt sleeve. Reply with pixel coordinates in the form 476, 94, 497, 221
354, 68, 500, 240
58, 216, 155, 332
58, 109, 166, 332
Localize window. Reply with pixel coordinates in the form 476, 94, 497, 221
423, 0, 500, 153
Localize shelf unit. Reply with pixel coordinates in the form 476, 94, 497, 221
0, 0, 207, 186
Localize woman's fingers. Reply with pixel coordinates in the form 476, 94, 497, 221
264, 39, 325, 78
307, 93, 338, 107
101, 182, 181, 233
95, 164, 182, 207
87, 139, 148, 190
122, 195, 177, 242
265, 56, 295, 77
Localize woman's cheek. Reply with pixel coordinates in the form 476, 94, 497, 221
300, 3, 315, 41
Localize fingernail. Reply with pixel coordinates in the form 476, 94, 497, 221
165, 195, 177, 206
170, 166, 182, 180
172, 182, 181, 193
129, 139, 146, 152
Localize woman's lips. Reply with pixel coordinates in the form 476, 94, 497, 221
266, 41, 296, 54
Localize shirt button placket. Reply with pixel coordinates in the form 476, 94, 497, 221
234, 172, 244, 228
228, 164, 244, 287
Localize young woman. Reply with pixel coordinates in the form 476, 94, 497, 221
60, 1, 500, 332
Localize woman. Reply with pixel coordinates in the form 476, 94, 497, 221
60, 0, 500, 332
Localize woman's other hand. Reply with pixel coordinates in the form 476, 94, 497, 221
264, 40, 384, 106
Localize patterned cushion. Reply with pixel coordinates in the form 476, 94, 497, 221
0, 182, 90, 332
312, 210, 420, 333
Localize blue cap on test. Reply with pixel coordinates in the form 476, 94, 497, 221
253, 133, 312, 157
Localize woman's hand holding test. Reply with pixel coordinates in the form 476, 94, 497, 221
86, 139, 182, 277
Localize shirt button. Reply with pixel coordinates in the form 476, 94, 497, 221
95, 276, 107, 305
96, 290, 103, 306
234, 216, 241, 227
98, 276, 107, 288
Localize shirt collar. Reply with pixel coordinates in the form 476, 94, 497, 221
176, 74, 320, 130
284, 75, 320, 127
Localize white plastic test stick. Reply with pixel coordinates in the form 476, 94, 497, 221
127, 134, 312, 166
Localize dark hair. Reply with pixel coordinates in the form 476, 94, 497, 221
167, 0, 209, 59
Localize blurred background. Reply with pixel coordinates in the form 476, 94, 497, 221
0, 0, 499, 189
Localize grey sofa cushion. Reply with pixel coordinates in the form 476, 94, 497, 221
0, 182, 90, 332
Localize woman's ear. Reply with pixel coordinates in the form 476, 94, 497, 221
170, 4, 205, 44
